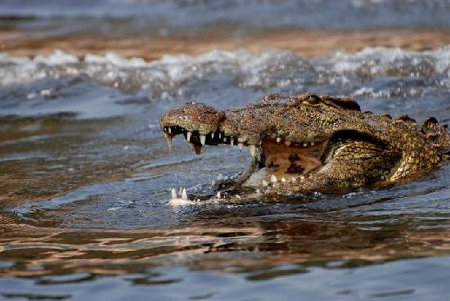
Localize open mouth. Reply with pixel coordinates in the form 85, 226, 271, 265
163, 125, 328, 188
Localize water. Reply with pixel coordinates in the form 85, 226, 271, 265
1, 1, 450, 300
2, 0, 450, 35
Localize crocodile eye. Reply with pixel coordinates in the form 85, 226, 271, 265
306, 94, 320, 104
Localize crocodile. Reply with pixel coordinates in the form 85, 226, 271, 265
160, 93, 450, 201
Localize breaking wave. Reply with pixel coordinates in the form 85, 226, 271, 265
1, 46, 449, 103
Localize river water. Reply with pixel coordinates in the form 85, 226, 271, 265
1, 1, 450, 300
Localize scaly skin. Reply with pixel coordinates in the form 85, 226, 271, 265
160, 93, 450, 198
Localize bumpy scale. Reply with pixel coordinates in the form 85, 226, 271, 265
160, 93, 450, 200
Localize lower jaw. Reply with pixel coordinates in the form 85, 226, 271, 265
242, 167, 303, 188
242, 150, 324, 189
241, 139, 326, 189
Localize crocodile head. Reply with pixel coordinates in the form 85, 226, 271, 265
160, 93, 449, 196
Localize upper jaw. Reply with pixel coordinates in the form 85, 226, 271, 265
159, 102, 224, 135
162, 124, 264, 160
162, 122, 328, 171
160, 101, 329, 153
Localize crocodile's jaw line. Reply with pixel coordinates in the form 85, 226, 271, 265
162, 125, 328, 189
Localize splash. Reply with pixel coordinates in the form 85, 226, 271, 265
1, 46, 449, 101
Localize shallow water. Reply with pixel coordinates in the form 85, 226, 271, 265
1, 1, 450, 301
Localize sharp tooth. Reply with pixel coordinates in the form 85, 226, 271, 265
216, 192, 221, 198
303, 142, 308, 147
311, 141, 315, 146
164, 133, 173, 148
256, 189, 260, 193
248, 145, 256, 157
281, 177, 287, 182
236, 194, 241, 199
200, 134, 206, 145
256, 147, 262, 162
171, 188, 177, 199
168, 127, 172, 134
291, 177, 297, 182
238, 143, 243, 150
186, 131, 192, 142
285, 141, 291, 146
262, 180, 269, 186
211, 132, 215, 139
178, 187, 183, 196
276, 137, 281, 143
230, 137, 234, 145
219, 132, 222, 139
181, 188, 188, 200
223, 137, 227, 142
299, 175, 305, 181
270, 175, 278, 183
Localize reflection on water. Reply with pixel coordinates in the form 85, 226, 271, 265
1, 209, 450, 300
2, 199, 450, 275
1, 1, 450, 299
1, 255, 448, 300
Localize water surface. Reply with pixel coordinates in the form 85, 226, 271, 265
1, 1, 450, 300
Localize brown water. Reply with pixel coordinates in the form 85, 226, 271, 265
1, 1, 450, 300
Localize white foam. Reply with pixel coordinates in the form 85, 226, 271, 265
329, 46, 448, 77
85, 52, 148, 67
1, 46, 449, 98
33, 49, 79, 65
